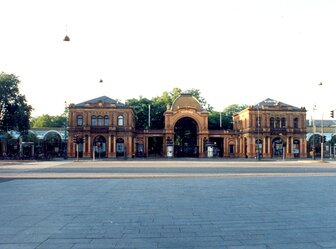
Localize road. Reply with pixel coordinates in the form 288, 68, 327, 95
1, 159, 336, 248
0, 159, 336, 179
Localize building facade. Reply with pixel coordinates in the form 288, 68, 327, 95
67, 95, 307, 159
67, 96, 134, 158
232, 98, 307, 159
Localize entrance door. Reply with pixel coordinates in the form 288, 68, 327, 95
209, 138, 223, 157
116, 138, 124, 157
174, 117, 198, 157
272, 137, 283, 159
148, 137, 163, 157
93, 135, 107, 158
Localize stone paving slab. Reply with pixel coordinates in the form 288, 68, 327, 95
0, 176, 336, 248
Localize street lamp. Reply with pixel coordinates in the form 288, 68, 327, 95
318, 82, 324, 162
256, 103, 261, 160
64, 101, 68, 159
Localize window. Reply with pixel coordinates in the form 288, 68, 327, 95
91, 115, 97, 126
104, 115, 109, 126
256, 117, 261, 128
77, 115, 83, 126
276, 117, 281, 128
118, 115, 124, 126
294, 118, 299, 129
270, 117, 275, 128
281, 118, 286, 128
98, 115, 103, 126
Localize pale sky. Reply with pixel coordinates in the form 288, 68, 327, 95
1, 0, 336, 119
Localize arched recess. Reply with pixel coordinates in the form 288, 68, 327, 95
169, 112, 205, 132
307, 133, 322, 158
44, 131, 62, 158
272, 137, 284, 158
174, 117, 199, 157
93, 135, 107, 158
116, 137, 124, 157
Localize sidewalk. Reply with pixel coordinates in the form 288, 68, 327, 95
1, 175, 336, 248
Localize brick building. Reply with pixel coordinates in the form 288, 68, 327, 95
67, 95, 307, 159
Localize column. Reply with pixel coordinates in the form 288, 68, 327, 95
108, 135, 111, 157
83, 137, 86, 156
112, 135, 116, 157
145, 136, 148, 157
286, 137, 290, 158
88, 136, 91, 156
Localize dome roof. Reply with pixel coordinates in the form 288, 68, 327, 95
171, 93, 202, 112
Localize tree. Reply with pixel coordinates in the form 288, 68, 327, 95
208, 104, 247, 130
128, 88, 211, 129
127, 97, 152, 129
30, 114, 66, 128
0, 72, 32, 132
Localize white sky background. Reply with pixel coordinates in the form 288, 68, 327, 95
1, 0, 336, 119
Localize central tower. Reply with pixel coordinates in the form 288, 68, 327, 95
164, 93, 209, 157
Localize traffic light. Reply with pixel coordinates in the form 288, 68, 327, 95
331, 110, 334, 118
323, 136, 326, 143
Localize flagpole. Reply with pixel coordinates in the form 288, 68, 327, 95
219, 112, 222, 128
148, 105, 151, 129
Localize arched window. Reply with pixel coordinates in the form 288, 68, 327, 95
294, 118, 299, 129
270, 117, 275, 128
77, 115, 83, 126
281, 118, 286, 128
118, 115, 124, 126
91, 115, 97, 126
98, 115, 103, 126
256, 117, 261, 128
276, 117, 281, 128
104, 115, 109, 126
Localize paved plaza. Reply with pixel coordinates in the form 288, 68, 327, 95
1, 160, 336, 248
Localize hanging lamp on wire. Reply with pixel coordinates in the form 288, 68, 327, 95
63, 25, 70, 42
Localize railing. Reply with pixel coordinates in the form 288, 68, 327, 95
270, 128, 287, 135
70, 127, 84, 132
90, 126, 109, 133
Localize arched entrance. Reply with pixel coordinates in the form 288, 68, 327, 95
116, 138, 124, 157
308, 134, 322, 158
272, 137, 284, 158
174, 117, 198, 157
44, 131, 62, 159
293, 139, 300, 158
93, 135, 106, 159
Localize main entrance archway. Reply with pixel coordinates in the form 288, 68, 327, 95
93, 135, 106, 158
174, 117, 198, 157
272, 137, 284, 158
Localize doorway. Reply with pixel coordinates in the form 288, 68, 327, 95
174, 117, 198, 157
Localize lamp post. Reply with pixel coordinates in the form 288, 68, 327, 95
63, 28, 70, 159
312, 105, 317, 160
318, 82, 324, 162
64, 101, 68, 159
256, 103, 261, 160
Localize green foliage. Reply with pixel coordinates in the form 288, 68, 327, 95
0, 72, 32, 132
223, 104, 248, 118
128, 88, 213, 129
30, 114, 66, 128
127, 97, 152, 129
208, 104, 247, 130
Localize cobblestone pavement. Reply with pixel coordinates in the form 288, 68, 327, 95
1, 160, 336, 248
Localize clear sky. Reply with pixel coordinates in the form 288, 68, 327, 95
1, 0, 336, 120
